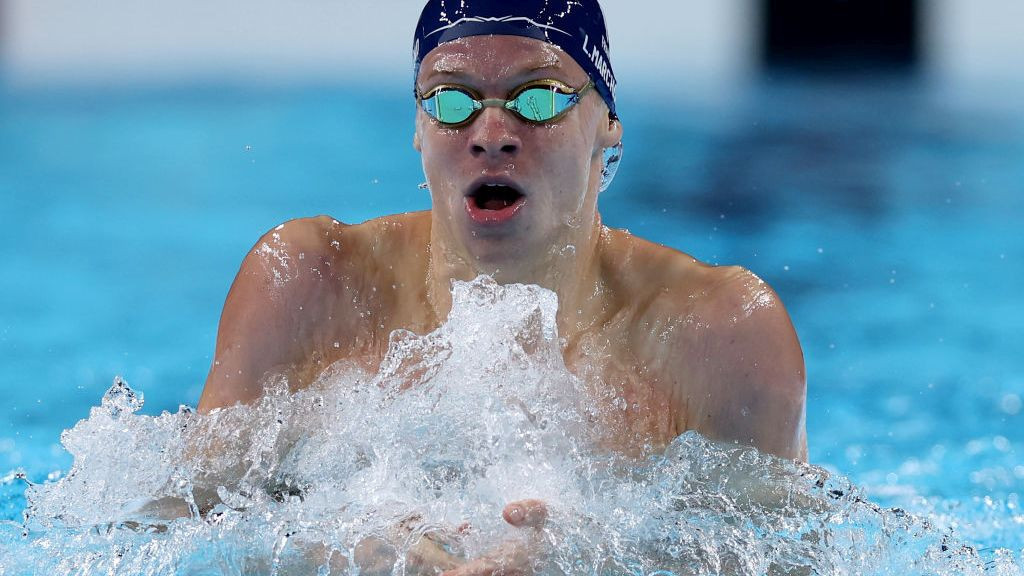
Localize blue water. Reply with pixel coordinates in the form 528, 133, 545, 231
1, 75, 1023, 566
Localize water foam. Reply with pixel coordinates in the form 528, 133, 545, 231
2, 277, 1021, 575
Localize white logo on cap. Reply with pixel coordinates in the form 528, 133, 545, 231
581, 33, 616, 98
425, 15, 570, 38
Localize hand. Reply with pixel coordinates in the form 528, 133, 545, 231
442, 499, 550, 576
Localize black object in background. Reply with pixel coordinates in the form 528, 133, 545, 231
761, 0, 920, 71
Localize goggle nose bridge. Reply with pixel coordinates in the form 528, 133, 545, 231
474, 98, 520, 113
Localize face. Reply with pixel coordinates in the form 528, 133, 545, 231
414, 35, 622, 275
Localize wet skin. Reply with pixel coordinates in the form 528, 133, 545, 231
198, 35, 807, 574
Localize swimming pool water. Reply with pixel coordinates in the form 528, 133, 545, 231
1, 75, 1022, 567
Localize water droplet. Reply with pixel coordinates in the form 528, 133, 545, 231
993, 436, 1011, 452
100, 376, 144, 418
999, 393, 1021, 415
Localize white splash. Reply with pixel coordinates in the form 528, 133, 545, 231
5, 278, 1020, 576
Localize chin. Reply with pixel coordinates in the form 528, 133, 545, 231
469, 236, 568, 284
465, 238, 529, 270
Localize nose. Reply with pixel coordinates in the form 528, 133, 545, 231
467, 107, 521, 159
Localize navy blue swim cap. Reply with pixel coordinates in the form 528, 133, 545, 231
413, 0, 618, 118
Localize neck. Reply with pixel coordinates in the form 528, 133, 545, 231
426, 212, 609, 343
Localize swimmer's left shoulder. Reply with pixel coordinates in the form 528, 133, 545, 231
663, 264, 798, 355
693, 266, 807, 455
700, 266, 787, 323
599, 227, 705, 293
607, 231, 806, 458
600, 227, 792, 330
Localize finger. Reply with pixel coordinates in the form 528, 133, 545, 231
502, 499, 548, 528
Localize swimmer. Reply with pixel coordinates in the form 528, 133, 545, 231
197, 0, 806, 572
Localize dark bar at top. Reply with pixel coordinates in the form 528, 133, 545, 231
761, 0, 920, 72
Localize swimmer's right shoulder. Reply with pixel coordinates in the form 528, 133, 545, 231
255, 212, 429, 256
228, 216, 360, 302
204, 215, 385, 410
243, 215, 365, 272
236, 212, 431, 290
252, 215, 350, 256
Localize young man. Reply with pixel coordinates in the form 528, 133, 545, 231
198, 1, 807, 571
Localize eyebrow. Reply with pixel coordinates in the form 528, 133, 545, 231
425, 57, 564, 77
527, 61, 563, 72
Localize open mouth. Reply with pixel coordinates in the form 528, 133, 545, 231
469, 184, 524, 211
465, 183, 527, 224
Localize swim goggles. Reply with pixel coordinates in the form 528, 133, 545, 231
417, 79, 594, 127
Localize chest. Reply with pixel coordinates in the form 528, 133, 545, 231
312, 291, 689, 454
564, 328, 684, 456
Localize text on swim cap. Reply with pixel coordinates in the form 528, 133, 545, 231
582, 33, 616, 99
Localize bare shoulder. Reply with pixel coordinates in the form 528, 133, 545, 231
694, 266, 807, 460
689, 265, 795, 339
248, 215, 348, 281
238, 211, 430, 291
607, 230, 807, 460
199, 212, 432, 412
199, 216, 349, 410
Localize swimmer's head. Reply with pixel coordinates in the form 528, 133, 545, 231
413, 0, 618, 119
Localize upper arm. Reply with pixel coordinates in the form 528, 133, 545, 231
198, 217, 350, 413
674, 268, 808, 460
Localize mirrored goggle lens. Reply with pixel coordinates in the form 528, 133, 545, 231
422, 89, 478, 125
508, 86, 579, 122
